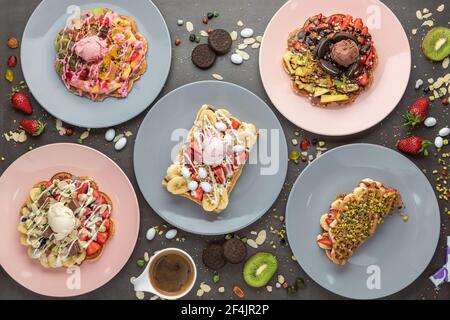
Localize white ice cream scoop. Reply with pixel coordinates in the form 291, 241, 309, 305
47, 203, 76, 241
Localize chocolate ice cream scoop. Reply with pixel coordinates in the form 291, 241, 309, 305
330, 39, 359, 67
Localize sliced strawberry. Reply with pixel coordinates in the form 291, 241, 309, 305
130, 51, 140, 62
341, 15, 353, 29
96, 232, 109, 245
325, 218, 334, 225
98, 16, 110, 26
92, 190, 99, 200
79, 233, 89, 241
65, 72, 73, 81
294, 41, 302, 51
317, 237, 332, 247
191, 187, 204, 201
102, 208, 111, 219
332, 16, 343, 25
357, 72, 369, 86
213, 167, 225, 184
234, 152, 247, 166
231, 119, 241, 130
357, 36, 366, 45
76, 181, 88, 194
83, 207, 92, 216
361, 26, 369, 35
86, 242, 101, 256
103, 219, 112, 231
45, 181, 53, 189
353, 18, 363, 30
81, 219, 89, 228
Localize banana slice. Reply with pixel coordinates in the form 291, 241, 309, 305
167, 176, 189, 195
29, 187, 42, 202
237, 123, 258, 148
75, 251, 87, 265
47, 254, 57, 268
18, 224, 28, 234
20, 234, 28, 245
202, 190, 219, 212
216, 189, 229, 211
199, 109, 217, 126
216, 109, 231, 119
166, 164, 181, 180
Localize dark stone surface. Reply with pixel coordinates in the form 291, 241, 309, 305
0, 0, 449, 300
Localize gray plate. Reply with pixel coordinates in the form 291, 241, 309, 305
286, 143, 440, 299
21, 0, 171, 128
134, 81, 288, 235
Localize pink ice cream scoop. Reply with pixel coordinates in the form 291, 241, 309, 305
74, 36, 107, 62
203, 137, 225, 166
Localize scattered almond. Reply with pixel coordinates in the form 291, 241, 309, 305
212, 73, 223, 81
200, 282, 211, 293
230, 31, 238, 41
243, 38, 255, 45
196, 288, 204, 297
135, 291, 145, 300
186, 21, 194, 32
421, 20, 434, 27
255, 230, 267, 246
246, 238, 258, 248
237, 20, 244, 27
113, 133, 124, 143
416, 10, 423, 20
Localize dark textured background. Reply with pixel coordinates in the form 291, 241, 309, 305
0, 0, 449, 300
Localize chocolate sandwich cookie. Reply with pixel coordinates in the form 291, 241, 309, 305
202, 243, 226, 270
191, 44, 217, 69
222, 238, 247, 264
208, 29, 232, 55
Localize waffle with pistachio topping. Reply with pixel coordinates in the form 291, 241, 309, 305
316, 178, 403, 265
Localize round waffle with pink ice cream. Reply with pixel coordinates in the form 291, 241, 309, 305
54, 7, 148, 101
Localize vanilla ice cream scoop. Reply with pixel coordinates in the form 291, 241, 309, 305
47, 203, 76, 241
74, 36, 107, 62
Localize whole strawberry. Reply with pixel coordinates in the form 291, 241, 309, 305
404, 97, 429, 127
396, 136, 431, 156
9, 88, 32, 115
20, 119, 45, 136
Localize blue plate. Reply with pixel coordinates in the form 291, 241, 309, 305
134, 81, 288, 235
286, 143, 440, 299
21, 0, 171, 128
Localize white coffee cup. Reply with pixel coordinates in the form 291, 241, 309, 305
132, 248, 197, 300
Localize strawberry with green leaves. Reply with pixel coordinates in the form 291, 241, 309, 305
396, 136, 431, 156
19, 119, 46, 136
9, 87, 32, 115
404, 97, 429, 127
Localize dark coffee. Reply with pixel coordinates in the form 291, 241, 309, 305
149, 250, 194, 295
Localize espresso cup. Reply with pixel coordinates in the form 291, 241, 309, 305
132, 248, 197, 300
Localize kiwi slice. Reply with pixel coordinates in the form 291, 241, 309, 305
421, 27, 450, 61
243, 252, 278, 288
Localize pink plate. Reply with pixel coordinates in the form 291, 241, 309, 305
259, 0, 411, 136
0, 143, 139, 297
